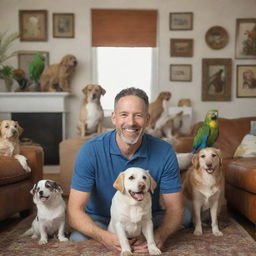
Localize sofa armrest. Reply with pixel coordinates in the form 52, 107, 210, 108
20, 145, 44, 185
173, 136, 194, 153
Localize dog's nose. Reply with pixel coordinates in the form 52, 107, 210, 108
39, 191, 44, 196
12, 129, 17, 136
138, 182, 145, 191
206, 163, 212, 168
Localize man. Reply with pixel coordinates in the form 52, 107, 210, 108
68, 87, 189, 253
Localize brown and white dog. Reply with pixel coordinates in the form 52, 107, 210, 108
182, 147, 224, 236
77, 84, 106, 137
148, 91, 171, 129
0, 120, 31, 172
23, 180, 68, 244
108, 167, 161, 256
40, 54, 77, 92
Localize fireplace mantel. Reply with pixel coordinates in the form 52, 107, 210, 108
0, 92, 70, 113
0, 92, 70, 141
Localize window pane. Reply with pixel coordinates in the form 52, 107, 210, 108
95, 47, 152, 110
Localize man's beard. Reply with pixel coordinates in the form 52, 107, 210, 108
117, 125, 143, 145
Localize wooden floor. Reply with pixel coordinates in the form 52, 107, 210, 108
1, 173, 255, 241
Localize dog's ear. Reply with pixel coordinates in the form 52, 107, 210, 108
113, 172, 125, 193
192, 153, 200, 169
82, 84, 89, 95
16, 121, 24, 136
100, 86, 106, 96
46, 180, 63, 194
56, 183, 64, 194
30, 183, 37, 195
147, 171, 157, 193
215, 148, 223, 167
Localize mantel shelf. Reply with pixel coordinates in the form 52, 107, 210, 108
0, 92, 70, 113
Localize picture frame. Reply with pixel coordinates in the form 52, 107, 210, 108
170, 39, 193, 57
236, 65, 256, 98
17, 51, 49, 77
205, 26, 229, 50
235, 18, 256, 59
19, 10, 48, 41
169, 12, 193, 30
53, 13, 75, 38
202, 58, 232, 101
170, 64, 192, 82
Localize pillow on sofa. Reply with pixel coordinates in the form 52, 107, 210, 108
250, 121, 256, 135
234, 134, 256, 158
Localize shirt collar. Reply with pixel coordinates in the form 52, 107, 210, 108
110, 130, 148, 159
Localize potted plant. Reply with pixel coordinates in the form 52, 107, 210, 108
0, 31, 19, 91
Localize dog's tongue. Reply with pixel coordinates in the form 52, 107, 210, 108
133, 192, 144, 201
40, 196, 48, 202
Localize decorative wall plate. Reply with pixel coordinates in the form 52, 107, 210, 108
205, 26, 228, 49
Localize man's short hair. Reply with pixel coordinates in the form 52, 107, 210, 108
114, 87, 149, 110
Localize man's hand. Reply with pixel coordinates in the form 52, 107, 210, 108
100, 231, 121, 252
131, 233, 165, 254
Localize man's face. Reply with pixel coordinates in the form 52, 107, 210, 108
112, 95, 149, 145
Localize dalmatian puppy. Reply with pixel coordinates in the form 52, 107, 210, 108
23, 180, 68, 244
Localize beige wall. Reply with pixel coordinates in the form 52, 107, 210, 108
0, 0, 255, 138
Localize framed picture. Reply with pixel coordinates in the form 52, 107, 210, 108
205, 26, 229, 50
19, 10, 48, 41
169, 12, 193, 30
53, 13, 74, 38
237, 65, 256, 98
17, 51, 49, 77
235, 19, 256, 59
170, 64, 192, 82
170, 39, 193, 57
202, 58, 232, 101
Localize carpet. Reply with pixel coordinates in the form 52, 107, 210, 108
0, 214, 255, 256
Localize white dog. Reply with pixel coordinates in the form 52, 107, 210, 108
23, 180, 68, 244
108, 167, 161, 256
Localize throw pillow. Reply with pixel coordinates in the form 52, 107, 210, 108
250, 121, 256, 135
234, 134, 256, 158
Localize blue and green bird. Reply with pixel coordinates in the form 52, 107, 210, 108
28, 52, 45, 86
192, 109, 219, 154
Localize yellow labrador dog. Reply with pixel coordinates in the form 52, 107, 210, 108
0, 120, 31, 172
77, 84, 106, 137
108, 167, 161, 256
40, 54, 77, 92
182, 147, 224, 236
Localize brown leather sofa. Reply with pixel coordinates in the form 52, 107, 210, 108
0, 145, 43, 220
174, 116, 256, 224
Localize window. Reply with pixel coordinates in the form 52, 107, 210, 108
91, 9, 157, 110
93, 47, 155, 110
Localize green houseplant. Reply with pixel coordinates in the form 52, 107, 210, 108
0, 31, 19, 91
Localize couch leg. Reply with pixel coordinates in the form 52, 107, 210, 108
20, 209, 31, 218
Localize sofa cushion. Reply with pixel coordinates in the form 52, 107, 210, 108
224, 158, 256, 193
0, 156, 30, 186
234, 134, 256, 158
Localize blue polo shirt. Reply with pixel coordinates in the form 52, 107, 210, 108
71, 130, 181, 218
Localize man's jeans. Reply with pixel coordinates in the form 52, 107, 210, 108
70, 207, 191, 241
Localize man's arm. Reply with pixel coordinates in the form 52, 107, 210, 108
68, 188, 121, 251
154, 191, 183, 248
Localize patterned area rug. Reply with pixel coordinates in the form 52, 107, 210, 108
0, 214, 255, 256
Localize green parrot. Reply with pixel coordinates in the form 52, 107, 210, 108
192, 109, 219, 154
28, 52, 45, 86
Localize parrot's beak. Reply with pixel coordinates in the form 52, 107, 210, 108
211, 112, 218, 120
